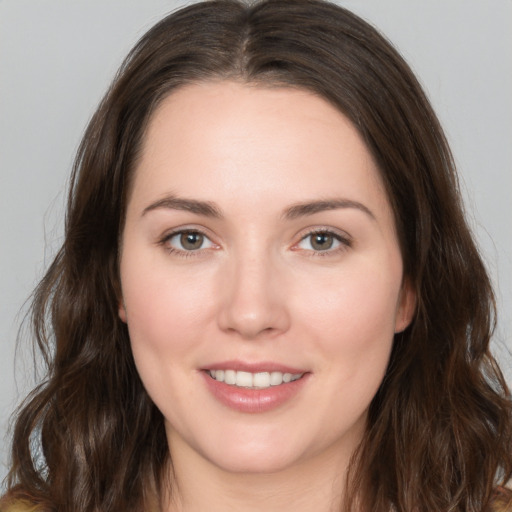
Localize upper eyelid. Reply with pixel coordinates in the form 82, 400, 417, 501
289, 229, 353, 258
159, 228, 217, 256
156, 225, 352, 250
159, 225, 213, 242
157, 227, 215, 252
296, 226, 352, 243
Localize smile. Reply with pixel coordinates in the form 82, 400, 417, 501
208, 369, 304, 389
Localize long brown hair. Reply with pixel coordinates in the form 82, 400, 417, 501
3, 1, 511, 510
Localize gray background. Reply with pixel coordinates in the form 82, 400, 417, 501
1, 0, 511, 487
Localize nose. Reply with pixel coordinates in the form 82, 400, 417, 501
216, 250, 291, 340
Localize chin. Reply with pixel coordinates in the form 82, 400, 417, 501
197, 425, 349, 476
214, 444, 301, 474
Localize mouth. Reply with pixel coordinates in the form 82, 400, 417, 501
201, 363, 310, 413
206, 369, 305, 389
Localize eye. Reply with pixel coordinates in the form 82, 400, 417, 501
296, 230, 351, 253
164, 230, 215, 252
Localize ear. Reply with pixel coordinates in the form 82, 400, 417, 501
394, 278, 416, 333
114, 274, 128, 323
118, 300, 127, 323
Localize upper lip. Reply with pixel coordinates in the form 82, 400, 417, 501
201, 360, 308, 374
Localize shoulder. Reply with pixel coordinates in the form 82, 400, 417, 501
0, 500, 42, 512
491, 486, 512, 512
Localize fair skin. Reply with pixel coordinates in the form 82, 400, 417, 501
118, 81, 415, 512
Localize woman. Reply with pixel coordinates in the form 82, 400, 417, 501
2, 0, 511, 510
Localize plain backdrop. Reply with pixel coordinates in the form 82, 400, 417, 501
1, 0, 511, 487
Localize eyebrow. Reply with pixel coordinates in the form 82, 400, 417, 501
142, 196, 223, 218
142, 195, 375, 221
283, 199, 375, 221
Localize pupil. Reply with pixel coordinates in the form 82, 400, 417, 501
312, 233, 333, 250
181, 232, 203, 250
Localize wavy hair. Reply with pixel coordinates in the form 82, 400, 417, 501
3, 1, 512, 510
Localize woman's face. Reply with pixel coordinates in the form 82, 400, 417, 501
119, 81, 415, 474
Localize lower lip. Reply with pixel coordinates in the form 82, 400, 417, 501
201, 371, 310, 413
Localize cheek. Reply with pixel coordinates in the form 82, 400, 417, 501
120, 257, 216, 363
296, 261, 401, 365
120, 263, 216, 421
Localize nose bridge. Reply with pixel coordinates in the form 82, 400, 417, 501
217, 242, 289, 339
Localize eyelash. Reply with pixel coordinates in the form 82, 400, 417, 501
158, 228, 214, 258
294, 228, 352, 257
158, 228, 352, 258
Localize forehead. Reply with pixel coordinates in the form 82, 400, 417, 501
130, 80, 390, 219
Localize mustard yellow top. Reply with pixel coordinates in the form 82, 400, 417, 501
0, 502, 40, 512
3, 493, 512, 512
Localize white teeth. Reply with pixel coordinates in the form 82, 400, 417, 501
253, 372, 270, 388
269, 371, 283, 385
236, 371, 253, 387
208, 369, 304, 389
224, 369, 236, 385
